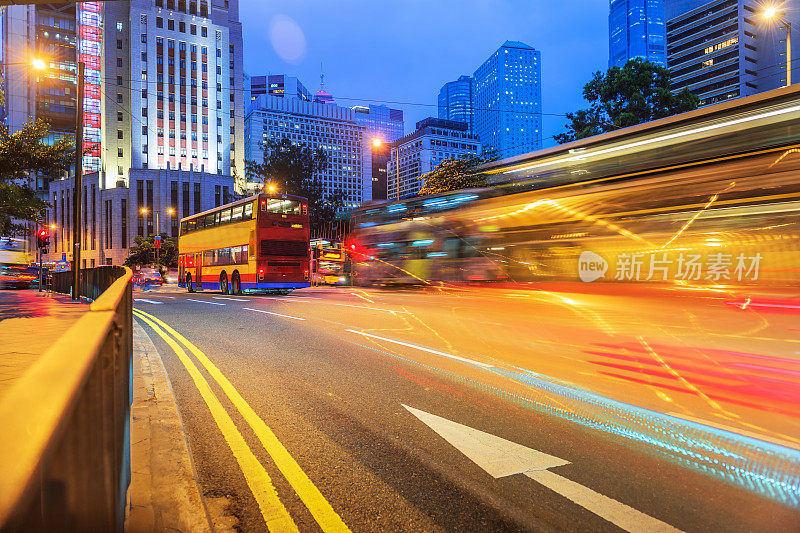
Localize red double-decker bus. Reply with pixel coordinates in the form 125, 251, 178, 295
178, 193, 310, 294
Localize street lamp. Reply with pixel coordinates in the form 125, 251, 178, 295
372, 138, 383, 148
763, 5, 792, 86
266, 183, 276, 193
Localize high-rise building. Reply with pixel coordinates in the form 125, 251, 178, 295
473, 41, 541, 159
438, 75, 475, 131
386, 118, 480, 199
244, 90, 371, 209
0, 2, 88, 197
609, 0, 667, 68
666, 0, 799, 107
249, 74, 311, 102
352, 104, 404, 201
102, 0, 245, 190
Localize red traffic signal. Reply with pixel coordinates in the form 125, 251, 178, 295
37, 228, 50, 249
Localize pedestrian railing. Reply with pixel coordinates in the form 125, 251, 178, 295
0, 266, 133, 531
51, 265, 127, 301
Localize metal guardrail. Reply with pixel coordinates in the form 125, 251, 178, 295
51, 265, 127, 301
0, 266, 133, 531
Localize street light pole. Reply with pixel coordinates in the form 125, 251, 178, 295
787, 21, 792, 86
763, 7, 792, 87
72, 61, 84, 300
155, 210, 160, 273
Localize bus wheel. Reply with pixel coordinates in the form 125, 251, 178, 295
220, 272, 229, 294
231, 272, 242, 295
187, 274, 195, 293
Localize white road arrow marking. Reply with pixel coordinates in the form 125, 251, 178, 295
403, 405, 682, 533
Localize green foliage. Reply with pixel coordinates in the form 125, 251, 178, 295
245, 137, 345, 235
555, 58, 699, 144
418, 148, 500, 196
124, 234, 178, 268
124, 234, 179, 269
0, 120, 73, 236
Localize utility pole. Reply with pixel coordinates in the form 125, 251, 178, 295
71, 61, 84, 300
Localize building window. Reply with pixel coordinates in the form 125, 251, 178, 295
117, 93, 123, 103
117, 130, 124, 139
201, 26, 207, 37
117, 39, 122, 49
179, 21, 186, 32
190, 24, 196, 35
117, 112, 123, 121
156, 16, 163, 28
121, 199, 127, 248
117, 58, 123, 67
118, 148, 123, 157
141, 33, 147, 43
168, 19, 174, 30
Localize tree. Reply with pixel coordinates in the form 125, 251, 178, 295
124, 234, 179, 269
245, 137, 345, 235
554, 58, 699, 144
418, 148, 500, 196
0, 120, 73, 236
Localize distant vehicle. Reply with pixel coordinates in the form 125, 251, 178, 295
310, 239, 347, 285
132, 269, 163, 288
0, 237, 36, 289
178, 193, 310, 295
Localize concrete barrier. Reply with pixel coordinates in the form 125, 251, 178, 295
0, 267, 133, 531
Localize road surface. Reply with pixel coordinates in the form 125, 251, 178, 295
132, 284, 800, 531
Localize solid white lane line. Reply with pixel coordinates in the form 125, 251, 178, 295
345, 330, 492, 368
134, 299, 164, 304
350, 292, 375, 303
525, 470, 680, 532
213, 296, 249, 302
243, 307, 306, 320
667, 412, 800, 451
186, 299, 226, 306
334, 303, 406, 313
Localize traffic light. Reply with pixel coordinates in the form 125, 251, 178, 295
37, 228, 50, 250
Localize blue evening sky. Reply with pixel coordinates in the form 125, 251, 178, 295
240, 1, 608, 147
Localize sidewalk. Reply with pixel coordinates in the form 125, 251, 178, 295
0, 290, 87, 402
126, 317, 213, 532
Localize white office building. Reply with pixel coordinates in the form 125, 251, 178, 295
101, 0, 245, 190
387, 118, 481, 199
245, 87, 372, 209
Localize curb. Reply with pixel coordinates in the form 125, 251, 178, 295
125, 318, 213, 532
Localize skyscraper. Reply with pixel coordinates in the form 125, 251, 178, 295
609, 0, 667, 68
352, 104, 404, 200
102, 0, 245, 190
0, 2, 92, 197
666, 0, 799, 107
473, 41, 542, 159
438, 75, 474, 131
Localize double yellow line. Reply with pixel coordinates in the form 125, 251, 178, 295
133, 309, 350, 533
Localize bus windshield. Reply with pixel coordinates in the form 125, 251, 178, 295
266, 199, 301, 215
